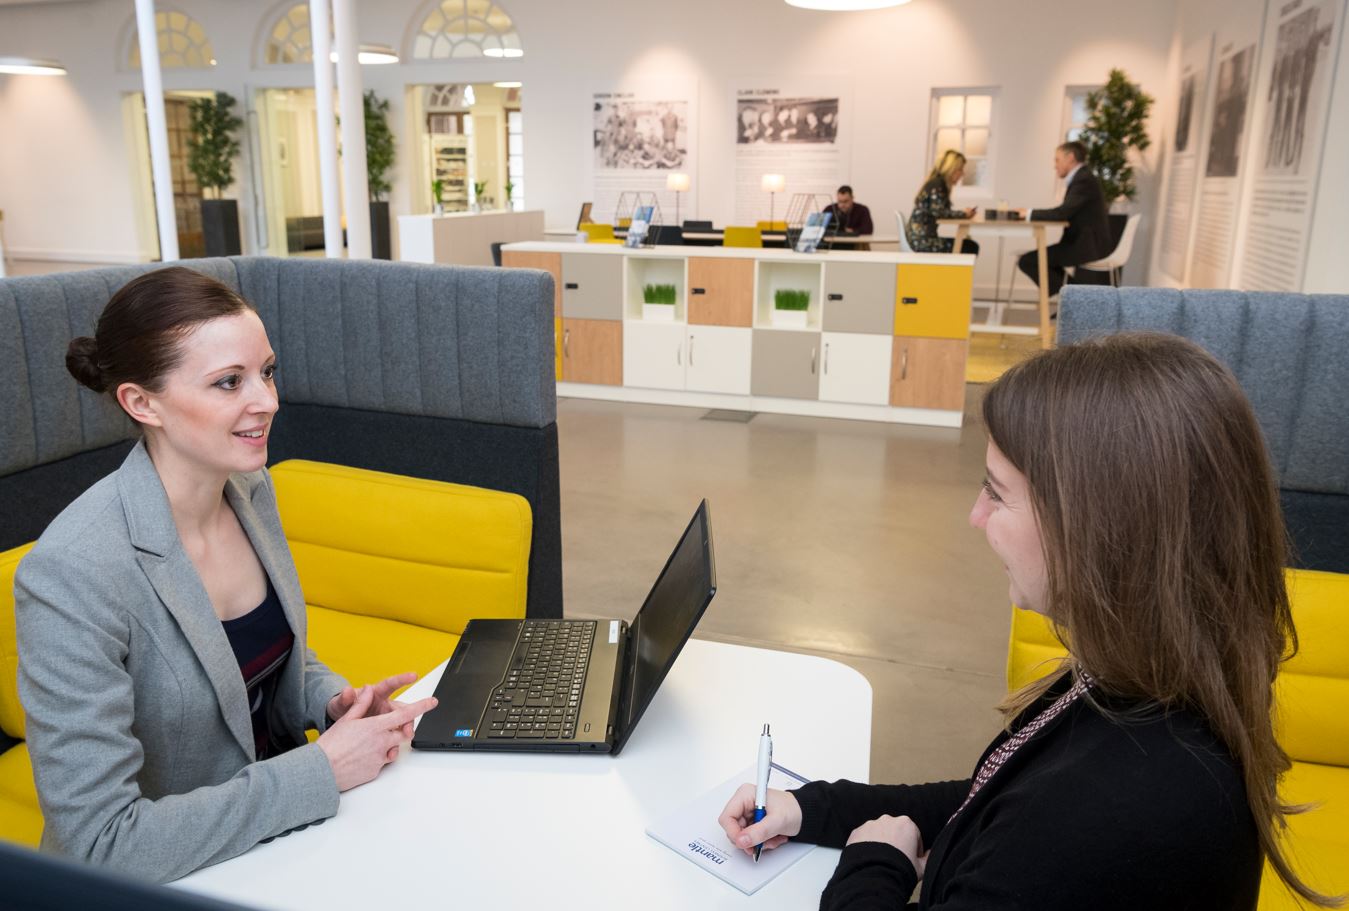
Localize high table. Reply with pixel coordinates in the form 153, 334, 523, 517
175, 639, 873, 910
938, 215, 1066, 349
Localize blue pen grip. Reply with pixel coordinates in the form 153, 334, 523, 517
753, 807, 766, 825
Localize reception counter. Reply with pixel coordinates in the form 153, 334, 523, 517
501, 242, 975, 427
399, 209, 545, 266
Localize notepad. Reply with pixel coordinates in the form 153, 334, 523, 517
645, 763, 816, 895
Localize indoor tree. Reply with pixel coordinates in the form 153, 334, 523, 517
364, 89, 395, 202
1079, 69, 1153, 205
187, 92, 244, 256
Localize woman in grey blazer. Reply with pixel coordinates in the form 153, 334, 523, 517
15, 268, 437, 883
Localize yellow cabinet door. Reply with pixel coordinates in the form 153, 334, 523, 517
893, 263, 973, 340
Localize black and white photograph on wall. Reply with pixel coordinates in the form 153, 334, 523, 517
593, 98, 688, 170
736, 97, 839, 144
1205, 45, 1255, 178
1262, 0, 1338, 175
1175, 75, 1196, 152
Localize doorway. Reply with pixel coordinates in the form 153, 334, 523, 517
406, 82, 523, 214
254, 87, 333, 257
124, 90, 212, 260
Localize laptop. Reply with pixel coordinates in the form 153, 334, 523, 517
413, 501, 716, 755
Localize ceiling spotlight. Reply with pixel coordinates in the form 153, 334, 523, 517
785, 0, 911, 8
493, 81, 522, 88
0, 56, 68, 76
329, 43, 399, 65
483, 47, 524, 58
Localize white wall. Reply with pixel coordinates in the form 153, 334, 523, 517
1, 0, 1177, 287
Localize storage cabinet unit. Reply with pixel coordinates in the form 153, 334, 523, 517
502, 242, 974, 427
502, 250, 562, 315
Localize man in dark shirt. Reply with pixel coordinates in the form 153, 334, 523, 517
1017, 142, 1112, 297
823, 185, 874, 235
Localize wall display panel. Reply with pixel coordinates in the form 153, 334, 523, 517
1189, 36, 1260, 287
588, 76, 699, 224
1234, 0, 1347, 291
1156, 35, 1215, 284
732, 77, 851, 224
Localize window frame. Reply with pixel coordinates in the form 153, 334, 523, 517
927, 86, 999, 204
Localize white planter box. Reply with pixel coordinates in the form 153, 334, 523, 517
643, 303, 676, 322
772, 308, 809, 329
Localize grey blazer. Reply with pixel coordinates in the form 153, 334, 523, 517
15, 440, 349, 883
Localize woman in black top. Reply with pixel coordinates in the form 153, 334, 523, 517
720, 334, 1339, 910
907, 149, 978, 256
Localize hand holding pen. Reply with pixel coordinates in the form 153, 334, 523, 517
716, 725, 803, 859
753, 724, 772, 861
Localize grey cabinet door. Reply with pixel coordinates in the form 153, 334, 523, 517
751, 330, 821, 400
561, 253, 623, 320
821, 262, 896, 335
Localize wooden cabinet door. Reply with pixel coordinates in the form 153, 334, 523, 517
561, 318, 623, 386
688, 257, 754, 327
819, 332, 893, 405
889, 336, 967, 411
623, 321, 686, 391
502, 250, 562, 316
751, 329, 821, 401
685, 325, 752, 395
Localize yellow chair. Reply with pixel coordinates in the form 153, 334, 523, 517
580, 223, 623, 245
723, 226, 763, 249
1007, 568, 1349, 909
0, 461, 532, 847
756, 221, 788, 233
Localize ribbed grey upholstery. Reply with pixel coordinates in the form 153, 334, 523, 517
0, 257, 556, 477
1058, 286, 1349, 497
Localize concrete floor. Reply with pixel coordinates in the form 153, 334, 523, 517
555, 389, 1011, 787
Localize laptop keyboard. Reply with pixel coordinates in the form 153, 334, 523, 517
486, 621, 596, 740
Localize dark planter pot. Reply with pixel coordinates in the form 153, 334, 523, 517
201, 199, 242, 257
370, 201, 392, 260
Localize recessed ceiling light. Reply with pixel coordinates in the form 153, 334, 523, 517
785, 0, 911, 9
0, 56, 67, 76
329, 43, 399, 65
493, 81, 522, 88
483, 47, 524, 58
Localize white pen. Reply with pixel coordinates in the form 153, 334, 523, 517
753, 723, 773, 862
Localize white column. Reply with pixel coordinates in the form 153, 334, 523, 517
308, 0, 343, 257
332, 0, 370, 258
135, 0, 179, 261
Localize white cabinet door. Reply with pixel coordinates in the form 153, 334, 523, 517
685, 325, 753, 395
623, 321, 686, 390
818, 332, 893, 405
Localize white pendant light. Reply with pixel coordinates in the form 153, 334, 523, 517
0, 56, 68, 76
785, 0, 911, 9
329, 43, 399, 65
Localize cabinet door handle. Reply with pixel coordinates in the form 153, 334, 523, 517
901, 296, 918, 305
828, 293, 843, 301
824, 342, 830, 374
901, 346, 909, 380
691, 288, 706, 295
564, 329, 570, 358
810, 347, 817, 375
565, 282, 580, 290
689, 335, 695, 367
677, 341, 682, 366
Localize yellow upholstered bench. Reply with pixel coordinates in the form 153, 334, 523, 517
0, 461, 531, 848
1007, 568, 1349, 909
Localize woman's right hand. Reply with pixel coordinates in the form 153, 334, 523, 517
316, 686, 438, 792
717, 783, 803, 857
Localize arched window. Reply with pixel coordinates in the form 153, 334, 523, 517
409, 0, 523, 60
263, 3, 315, 65
127, 9, 216, 70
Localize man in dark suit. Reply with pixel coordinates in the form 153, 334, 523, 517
1017, 141, 1112, 297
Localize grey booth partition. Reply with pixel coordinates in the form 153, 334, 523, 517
0, 256, 563, 617
1058, 285, 1349, 574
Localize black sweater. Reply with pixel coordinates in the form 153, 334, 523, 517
791, 679, 1261, 910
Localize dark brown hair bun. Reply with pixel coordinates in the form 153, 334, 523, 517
66, 336, 107, 393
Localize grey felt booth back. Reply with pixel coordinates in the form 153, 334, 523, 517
1, 257, 556, 475
0, 257, 563, 615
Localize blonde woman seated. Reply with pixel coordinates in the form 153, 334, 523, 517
907, 149, 979, 255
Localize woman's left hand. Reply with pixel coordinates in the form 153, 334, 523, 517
846, 814, 929, 878
327, 672, 420, 735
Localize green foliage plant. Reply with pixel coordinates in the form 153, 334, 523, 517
187, 92, 243, 200
431, 179, 444, 205
504, 179, 515, 200
364, 90, 395, 201
473, 180, 488, 202
643, 283, 677, 305
774, 289, 810, 311
1080, 69, 1154, 204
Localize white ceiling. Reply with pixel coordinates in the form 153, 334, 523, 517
0, 0, 90, 6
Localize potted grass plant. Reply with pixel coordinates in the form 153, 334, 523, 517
187, 92, 244, 257
431, 179, 445, 215
772, 288, 810, 328
642, 283, 677, 321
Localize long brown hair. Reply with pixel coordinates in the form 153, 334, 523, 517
983, 332, 1340, 908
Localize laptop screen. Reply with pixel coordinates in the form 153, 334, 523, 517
621, 501, 716, 739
